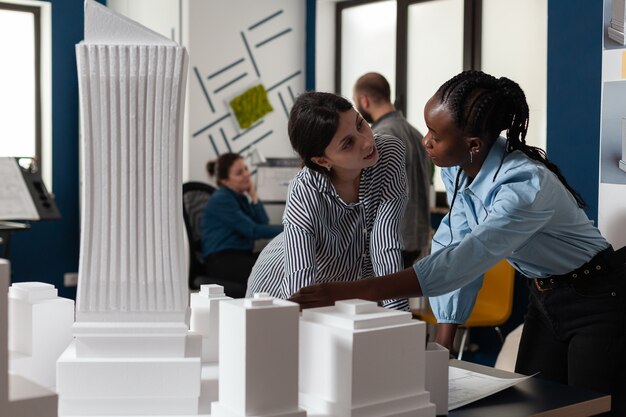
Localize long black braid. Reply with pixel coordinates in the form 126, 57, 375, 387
433, 70, 586, 247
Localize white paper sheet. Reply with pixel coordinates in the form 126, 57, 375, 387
448, 364, 533, 411
0, 157, 39, 220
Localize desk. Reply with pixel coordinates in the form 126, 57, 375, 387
448, 360, 611, 417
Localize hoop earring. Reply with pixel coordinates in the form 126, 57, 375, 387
326, 165, 331, 172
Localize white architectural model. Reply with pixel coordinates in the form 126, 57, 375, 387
211, 294, 306, 417
56, 1, 200, 415
299, 300, 436, 417
609, 0, 626, 44
190, 284, 232, 414
1, 260, 58, 417
619, 117, 626, 172
9, 282, 74, 390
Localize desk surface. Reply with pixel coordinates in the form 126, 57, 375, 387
448, 360, 611, 417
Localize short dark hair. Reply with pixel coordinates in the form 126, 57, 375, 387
354, 72, 391, 104
288, 92, 353, 174
206, 153, 243, 186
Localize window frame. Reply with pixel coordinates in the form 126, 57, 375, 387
335, 0, 483, 115
0, 1, 43, 170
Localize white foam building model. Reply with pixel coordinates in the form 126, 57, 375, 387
56, 1, 200, 415
619, 117, 626, 172
299, 299, 436, 417
1, 259, 58, 417
190, 284, 232, 414
9, 282, 74, 390
609, 0, 626, 45
211, 293, 307, 417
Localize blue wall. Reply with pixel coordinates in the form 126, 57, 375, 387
9, 0, 103, 299
547, 0, 603, 223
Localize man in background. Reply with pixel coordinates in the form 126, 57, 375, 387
354, 72, 432, 267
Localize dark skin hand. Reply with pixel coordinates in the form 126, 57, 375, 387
288, 267, 423, 309
288, 267, 460, 352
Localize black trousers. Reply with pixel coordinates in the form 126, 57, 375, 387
204, 249, 259, 298
515, 251, 626, 417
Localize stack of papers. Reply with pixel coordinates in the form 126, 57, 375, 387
448, 361, 532, 411
609, 0, 626, 45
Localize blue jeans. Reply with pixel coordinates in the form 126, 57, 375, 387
515, 260, 626, 416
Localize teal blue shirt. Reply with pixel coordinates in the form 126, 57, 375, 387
200, 187, 283, 257
414, 137, 608, 324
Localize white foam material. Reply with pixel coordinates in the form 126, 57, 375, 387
8, 282, 74, 389
83, 0, 176, 46
299, 300, 435, 417
8, 282, 57, 302
190, 284, 232, 363
211, 297, 306, 417
1, 260, 58, 417
425, 343, 449, 415
57, 2, 197, 415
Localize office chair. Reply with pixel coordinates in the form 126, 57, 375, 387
412, 259, 515, 360
182, 181, 247, 297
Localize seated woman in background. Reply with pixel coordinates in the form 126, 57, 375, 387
246, 92, 409, 310
200, 153, 283, 292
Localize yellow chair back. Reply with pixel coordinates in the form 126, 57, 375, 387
412, 259, 516, 328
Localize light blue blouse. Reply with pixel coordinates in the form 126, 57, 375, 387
413, 137, 608, 324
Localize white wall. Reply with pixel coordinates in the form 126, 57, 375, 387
109, 0, 306, 183
186, 0, 305, 182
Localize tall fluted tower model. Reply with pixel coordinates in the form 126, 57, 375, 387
75, 1, 187, 323
56, 2, 201, 415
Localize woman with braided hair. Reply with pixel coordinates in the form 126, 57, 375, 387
290, 70, 625, 415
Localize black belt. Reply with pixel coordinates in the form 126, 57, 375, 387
531, 245, 626, 292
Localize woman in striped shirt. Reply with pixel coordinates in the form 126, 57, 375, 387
246, 92, 409, 310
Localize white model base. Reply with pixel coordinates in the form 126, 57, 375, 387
212, 402, 306, 417
57, 338, 201, 416
299, 300, 435, 417
9, 372, 58, 417
8, 282, 74, 390
200, 363, 219, 415
300, 392, 433, 417
620, 159, 626, 172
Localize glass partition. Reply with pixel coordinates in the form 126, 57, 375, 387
340, 0, 396, 101
406, 0, 464, 190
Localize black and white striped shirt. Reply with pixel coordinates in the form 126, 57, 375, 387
246, 134, 409, 310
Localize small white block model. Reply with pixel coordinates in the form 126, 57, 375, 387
191, 284, 232, 363
211, 293, 307, 417
619, 117, 626, 172
8, 282, 74, 390
299, 299, 435, 417
424, 343, 449, 415
190, 284, 232, 414
1, 260, 58, 417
